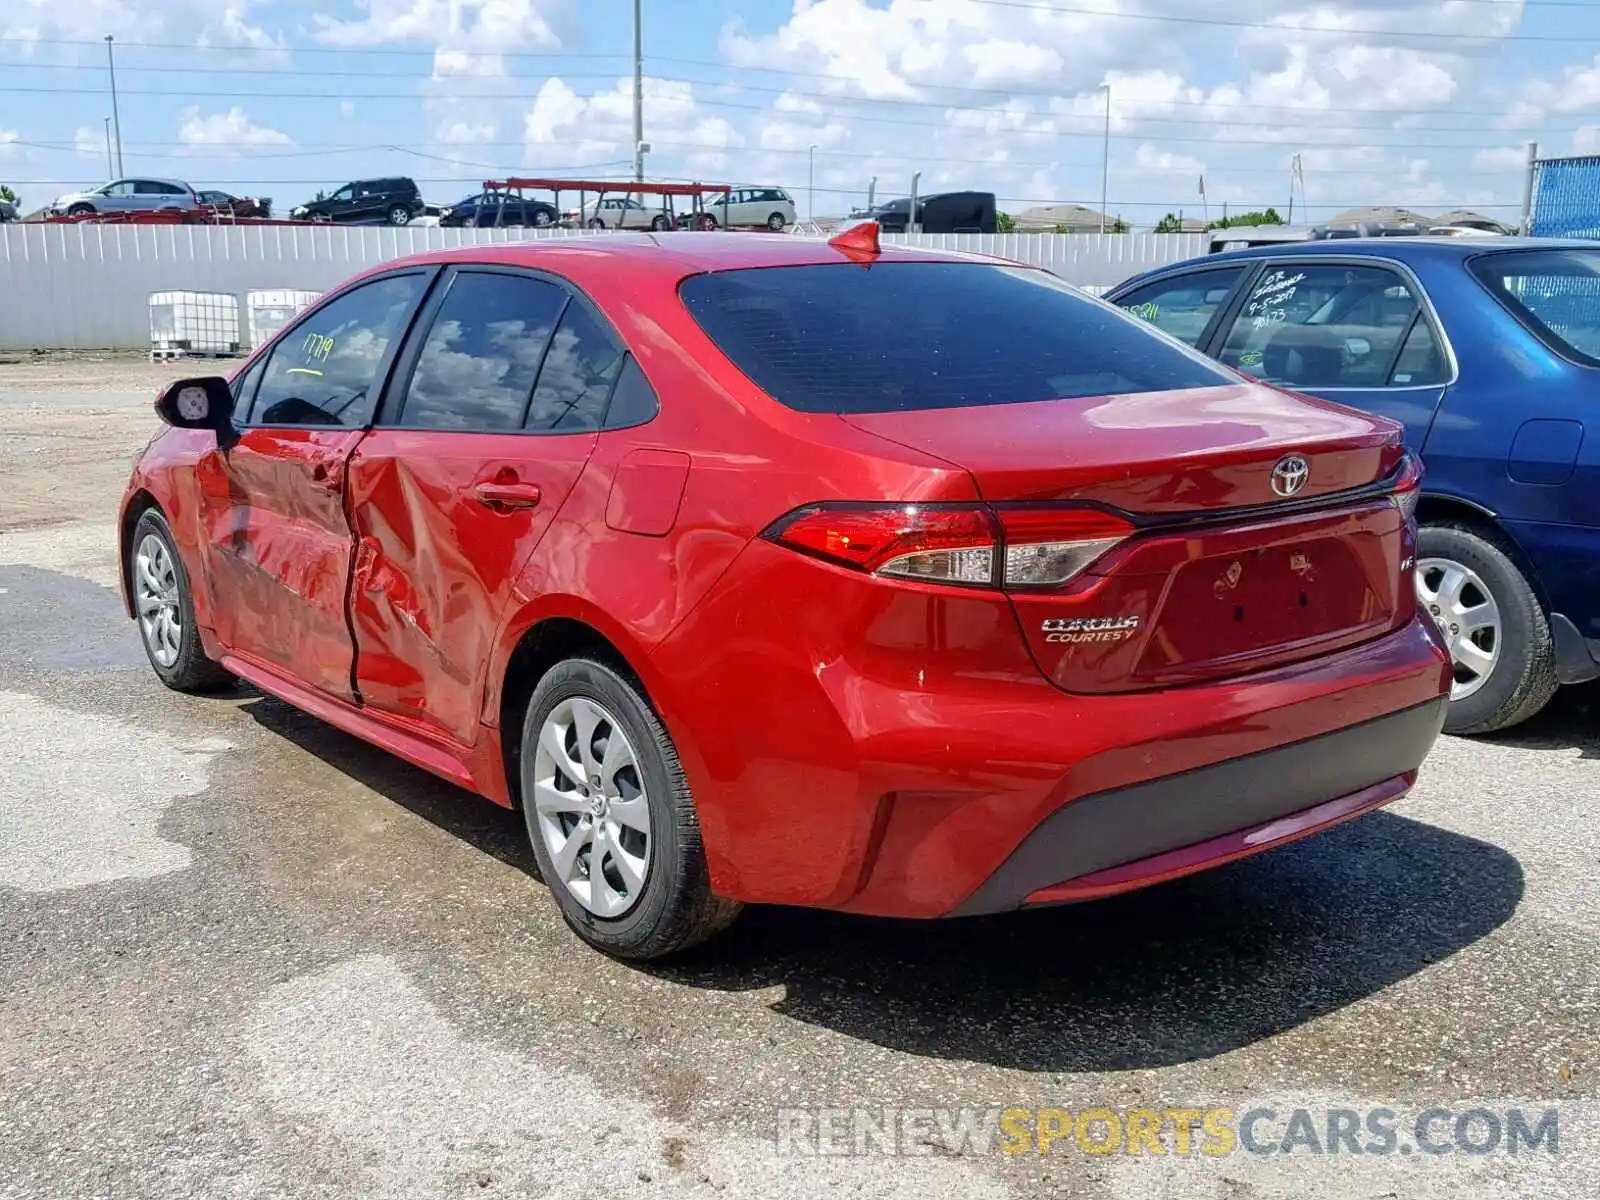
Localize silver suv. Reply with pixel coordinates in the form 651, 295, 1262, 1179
50, 178, 199, 217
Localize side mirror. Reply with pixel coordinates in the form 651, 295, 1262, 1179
155, 376, 234, 434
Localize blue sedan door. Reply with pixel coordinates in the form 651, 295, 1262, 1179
1206, 258, 1450, 451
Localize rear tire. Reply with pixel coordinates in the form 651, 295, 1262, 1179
587, 217, 606, 230
387, 205, 412, 226
1417, 522, 1557, 735
650, 214, 670, 231
129, 510, 233, 694
519, 658, 740, 959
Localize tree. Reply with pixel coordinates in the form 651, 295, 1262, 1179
1109, 215, 1130, 234
996, 210, 1016, 233
0, 185, 17, 206
1154, 212, 1184, 233
1209, 207, 1284, 230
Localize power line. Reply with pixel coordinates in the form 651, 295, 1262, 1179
1, 59, 1581, 135
898, 0, 1599, 42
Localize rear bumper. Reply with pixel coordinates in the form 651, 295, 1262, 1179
950, 696, 1447, 915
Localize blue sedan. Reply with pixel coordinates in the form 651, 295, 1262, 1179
1109, 237, 1600, 734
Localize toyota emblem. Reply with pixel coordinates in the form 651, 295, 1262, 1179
1270, 454, 1310, 498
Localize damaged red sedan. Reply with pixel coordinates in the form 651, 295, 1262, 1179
120, 228, 1452, 958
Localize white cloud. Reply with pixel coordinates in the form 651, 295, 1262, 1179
524, 76, 746, 172
176, 106, 293, 156
1472, 145, 1532, 172
314, 0, 559, 50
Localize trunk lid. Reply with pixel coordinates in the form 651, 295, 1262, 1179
839, 382, 1403, 511
841, 383, 1416, 691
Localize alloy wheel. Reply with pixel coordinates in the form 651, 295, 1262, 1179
135, 533, 183, 669
1416, 556, 1502, 700
531, 697, 652, 918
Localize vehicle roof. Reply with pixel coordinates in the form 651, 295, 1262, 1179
378, 232, 992, 283
104, 177, 192, 187
1198, 235, 1591, 266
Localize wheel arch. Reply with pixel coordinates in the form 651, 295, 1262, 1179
490, 604, 665, 810
118, 488, 163, 619
1415, 492, 1551, 613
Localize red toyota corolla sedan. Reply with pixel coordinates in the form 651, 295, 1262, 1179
120, 228, 1452, 958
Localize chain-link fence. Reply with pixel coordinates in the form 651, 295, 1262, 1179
1530, 154, 1600, 238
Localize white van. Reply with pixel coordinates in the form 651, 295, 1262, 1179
709, 187, 797, 231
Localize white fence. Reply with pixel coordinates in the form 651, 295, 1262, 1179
0, 224, 1207, 351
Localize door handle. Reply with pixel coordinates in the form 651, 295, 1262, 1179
470, 480, 543, 511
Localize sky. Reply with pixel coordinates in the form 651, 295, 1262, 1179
2, 0, 1599, 227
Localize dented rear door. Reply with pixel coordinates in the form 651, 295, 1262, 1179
345, 268, 620, 747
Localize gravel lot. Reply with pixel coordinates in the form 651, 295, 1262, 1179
2, 358, 1596, 1199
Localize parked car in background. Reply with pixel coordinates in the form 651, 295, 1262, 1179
865, 191, 998, 234
121, 232, 1447, 959
1110, 237, 1600, 734
439, 192, 559, 228
49, 178, 200, 217
197, 190, 272, 219
562, 194, 674, 230
292, 178, 423, 225
703, 187, 796, 230
0, 198, 16, 223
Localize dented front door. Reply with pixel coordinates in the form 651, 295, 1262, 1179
195, 428, 366, 698
194, 270, 435, 699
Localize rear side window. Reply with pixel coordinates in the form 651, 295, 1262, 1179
1470, 248, 1600, 364
678, 262, 1234, 413
398, 272, 568, 431
525, 301, 626, 432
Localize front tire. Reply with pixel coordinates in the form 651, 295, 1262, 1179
767, 212, 787, 231
129, 510, 232, 694
587, 217, 606, 230
519, 658, 739, 959
1416, 522, 1558, 735
67, 202, 95, 217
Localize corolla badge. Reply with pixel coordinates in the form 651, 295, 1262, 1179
1270, 454, 1311, 498
1041, 615, 1141, 644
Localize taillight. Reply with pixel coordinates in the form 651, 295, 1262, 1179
763, 504, 1132, 589
994, 507, 1135, 588
1391, 452, 1423, 528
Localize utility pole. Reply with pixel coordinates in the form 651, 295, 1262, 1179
867, 176, 876, 213
631, 0, 644, 184
1522, 141, 1540, 236
808, 145, 816, 223
103, 116, 113, 178
909, 171, 921, 235
105, 36, 124, 177
1099, 83, 1111, 235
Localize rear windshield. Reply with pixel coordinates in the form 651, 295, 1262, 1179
678, 261, 1236, 413
1469, 248, 1600, 365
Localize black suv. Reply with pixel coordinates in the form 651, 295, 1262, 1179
292, 177, 424, 225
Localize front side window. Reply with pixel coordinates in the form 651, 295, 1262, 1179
329, 186, 354, 202
1216, 263, 1428, 389
101, 181, 134, 196
1116, 267, 1246, 346
679, 262, 1235, 414
250, 274, 429, 427
1470, 248, 1600, 364
398, 272, 568, 431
